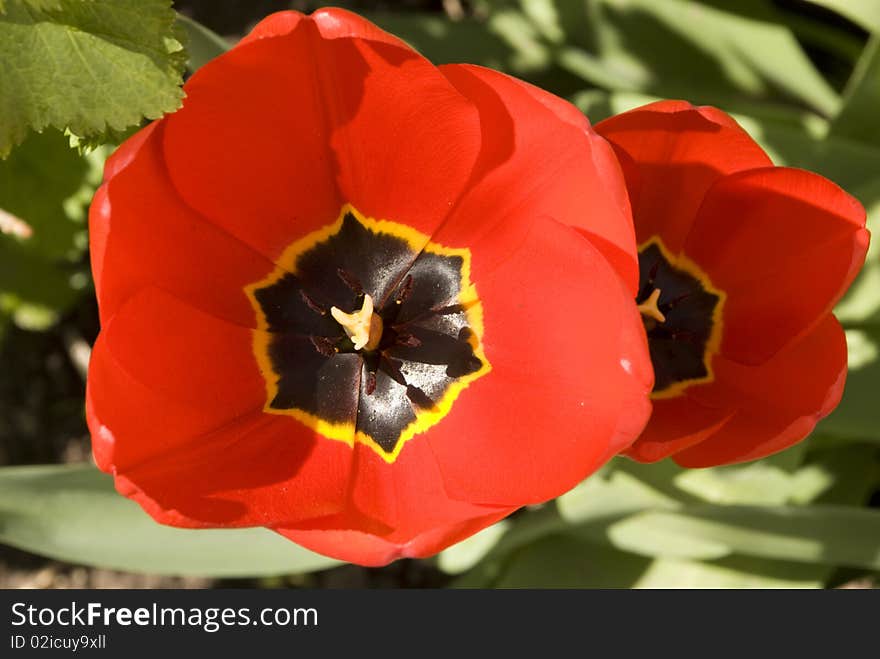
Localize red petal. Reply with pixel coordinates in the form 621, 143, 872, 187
163, 27, 343, 263
101, 120, 158, 181
237, 10, 305, 43
337, 438, 508, 544
595, 100, 772, 252
111, 418, 354, 529
676, 314, 848, 467
88, 287, 265, 461
605, 310, 655, 461
164, 13, 482, 262
427, 217, 652, 506
624, 392, 734, 463
436, 64, 640, 294
686, 167, 868, 363
87, 287, 355, 527
241, 8, 408, 48
276, 506, 514, 566
92, 123, 273, 327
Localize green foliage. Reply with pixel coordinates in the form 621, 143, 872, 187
444, 446, 880, 587
0, 0, 186, 156
801, 0, 880, 34
0, 129, 101, 329
176, 12, 229, 72
0, 464, 340, 577
831, 35, 880, 144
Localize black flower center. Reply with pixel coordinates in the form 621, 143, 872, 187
636, 239, 724, 397
247, 206, 490, 461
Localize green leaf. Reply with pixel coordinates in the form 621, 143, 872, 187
0, 464, 341, 577
0, 0, 186, 156
830, 36, 880, 145
806, 444, 880, 504
566, 0, 840, 117
0, 129, 91, 259
494, 534, 651, 588
557, 464, 679, 523
176, 13, 229, 72
437, 520, 509, 575
0, 129, 99, 325
635, 555, 827, 588
606, 505, 880, 570
801, 0, 880, 34
368, 12, 520, 71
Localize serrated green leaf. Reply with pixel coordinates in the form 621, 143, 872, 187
801, 0, 880, 34
0, 0, 186, 156
0, 464, 341, 577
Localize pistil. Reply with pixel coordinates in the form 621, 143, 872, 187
638, 288, 666, 324
331, 294, 384, 351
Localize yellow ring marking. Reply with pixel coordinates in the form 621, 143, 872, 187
640, 236, 726, 400
245, 204, 491, 463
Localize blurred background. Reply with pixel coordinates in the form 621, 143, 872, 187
1, 0, 878, 588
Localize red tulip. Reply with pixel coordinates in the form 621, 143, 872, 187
596, 100, 870, 467
87, 9, 652, 565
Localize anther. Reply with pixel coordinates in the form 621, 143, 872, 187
300, 290, 327, 315
396, 275, 413, 305
381, 356, 408, 386
366, 371, 377, 396
336, 268, 363, 294
309, 335, 338, 357
395, 333, 421, 348
432, 303, 463, 316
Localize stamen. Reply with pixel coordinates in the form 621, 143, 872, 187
366, 371, 377, 395
300, 290, 327, 315
396, 275, 413, 305
309, 335, 338, 357
637, 288, 666, 323
395, 333, 421, 348
336, 268, 363, 294
330, 294, 384, 351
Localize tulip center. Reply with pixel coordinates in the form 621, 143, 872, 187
246, 206, 490, 462
637, 238, 724, 398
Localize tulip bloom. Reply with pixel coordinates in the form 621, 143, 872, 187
87, 9, 652, 565
596, 100, 869, 467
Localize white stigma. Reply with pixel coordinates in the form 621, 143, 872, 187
330, 294, 382, 351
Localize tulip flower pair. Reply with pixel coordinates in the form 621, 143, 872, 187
87, 9, 868, 565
